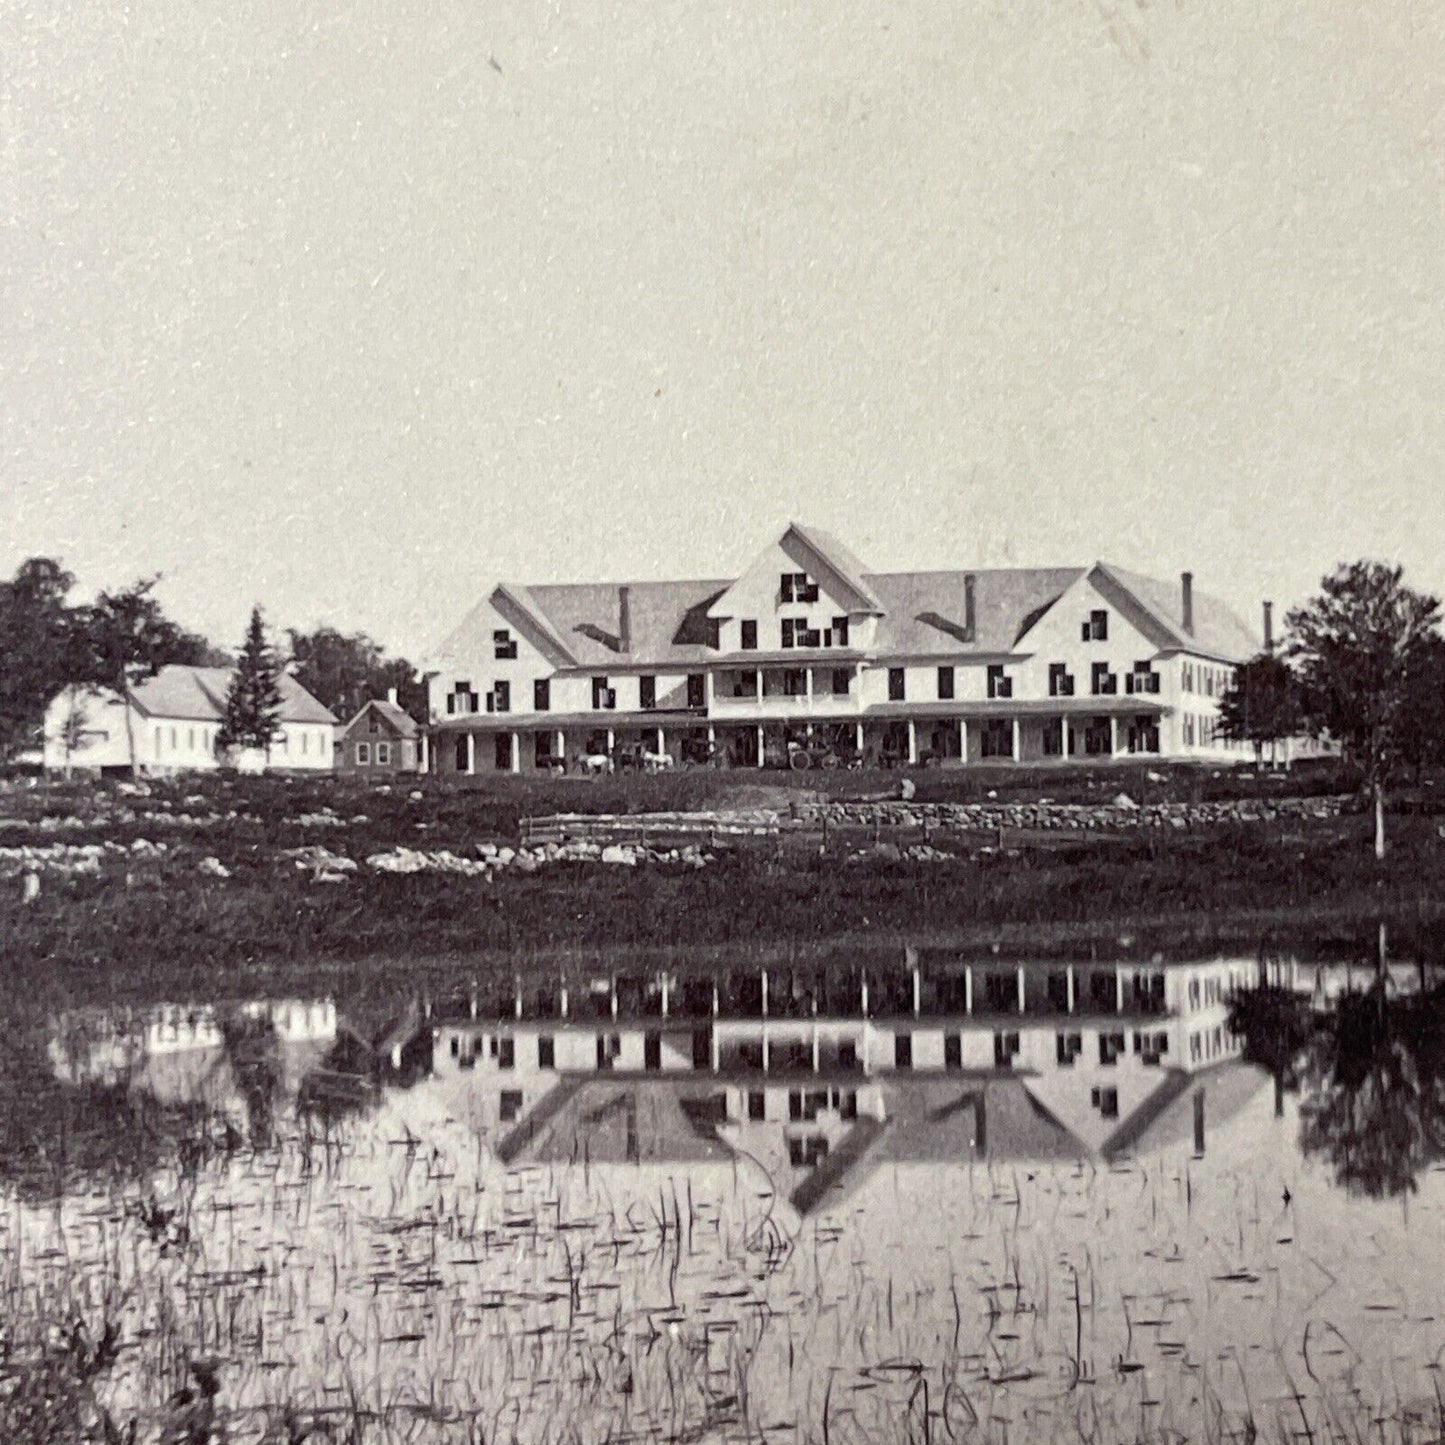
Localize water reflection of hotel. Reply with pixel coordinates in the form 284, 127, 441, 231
431, 956, 1264, 1216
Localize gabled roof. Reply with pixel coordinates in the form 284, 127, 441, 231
1094, 563, 1258, 662
868, 568, 1083, 655
785, 523, 884, 614
126, 665, 337, 725
341, 699, 420, 738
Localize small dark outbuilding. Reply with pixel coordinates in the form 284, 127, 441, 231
336, 692, 426, 774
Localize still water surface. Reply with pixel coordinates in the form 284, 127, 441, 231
4, 950, 1443, 1443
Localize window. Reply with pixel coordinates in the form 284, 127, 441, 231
687, 674, 705, 708
534, 679, 550, 712
376, 741, 392, 765
1056, 1032, 1083, 1066
355, 742, 371, 765
500, 1090, 524, 1123
987, 665, 1012, 700
888, 668, 906, 701
1042, 719, 1067, 757
169, 726, 178, 749
492, 681, 511, 713
831, 668, 851, 696
781, 619, 795, 649
1082, 609, 1108, 642
937, 666, 955, 700
448, 681, 479, 715
831, 616, 850, 647
1091, 662, 1117, 696
782, 668, 807, 696
993, 1031, 1020, 1069
894, 1033, 913, 1069
740, 619, 758, 650
1126, 663, 1160, 695
747, 1090, 766, 1121
644, 1032, 662, 1071
1099, 1032, 1126, 1066
780, 572, 818, 604
639, 675, 657, 711
1090, 1086, 1119, 1119
944, 1033, 962, 1069
980, 719, 1013, 757
1048, 663, 1075, 698
493, 629, 517, 660
497, 1037, 515, 1070
592, 677, 615, 710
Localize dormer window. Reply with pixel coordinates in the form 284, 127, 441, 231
780, 572, 820, 604
1081, 610, 1109, 642
493, 629, 518, 660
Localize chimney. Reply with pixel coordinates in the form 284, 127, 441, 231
963, 573, 977, 641
1181, 572, 1194, 636
618, 585, 632, 654
1262, 601, 1274, 654
387, 686, 399, 706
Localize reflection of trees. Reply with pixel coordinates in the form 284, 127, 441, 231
1231, 978, 1445, 1198
217, 1010, 284, 1149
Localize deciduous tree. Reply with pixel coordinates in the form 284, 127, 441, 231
1216, 653, 1305, 765
1286, 562, 1441, 860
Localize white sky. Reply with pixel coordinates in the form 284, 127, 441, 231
3, 1, 1442, 660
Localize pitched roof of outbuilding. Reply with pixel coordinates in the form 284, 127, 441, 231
127, 665, 337, 725
341, 699, 420, 737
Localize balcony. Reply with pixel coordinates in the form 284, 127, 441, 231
709, 666, 861, 717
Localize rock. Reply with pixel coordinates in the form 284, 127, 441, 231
197, 856, 231, 879
1112, 793, 1139, 810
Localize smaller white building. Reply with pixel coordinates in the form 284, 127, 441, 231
43, 664, 338, 775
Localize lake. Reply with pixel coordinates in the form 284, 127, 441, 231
4, 945, 1443, 1443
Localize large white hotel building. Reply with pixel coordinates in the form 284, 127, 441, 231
424, 523, 1265, 774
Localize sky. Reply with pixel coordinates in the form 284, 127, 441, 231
3, 1, 1442, 662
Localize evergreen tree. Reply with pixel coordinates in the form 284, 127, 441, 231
218, 607, 283, 759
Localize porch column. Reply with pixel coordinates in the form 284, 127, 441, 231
706, 723, 716, 751
660, 974, 670, 1017
860, 973, 869, 1016
854, 721, 864, 752
959, 718, 968, 765
606, 727, 615, 754
760, 969, 769, 1019
912, 964, 922, 1017
710, 1023, 720, 1071
1109, 716, 1119, 756
812, 1022, 820, 1072
1011, 717, 1021, 762
509, 732, 520, 774
1017, 965, 1026, 1014
964, 965, 973, 1015
756, 723, 765, 768
559, 980, 569, 1018
805, 667, 813, 710
1115, 968, 1125, 1013
1066, 965, 1075, 1013
655, 726, 664, 755
514, 974, 523, 1019
466, 732, 476, 775
907, 719, 918, 764
762, 1023, 770, 1073
554, 729, 565, 761
610, 975, 618, 1020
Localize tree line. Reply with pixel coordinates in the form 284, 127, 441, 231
0, 557, 426, 763
1217, 560, 1443, 858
